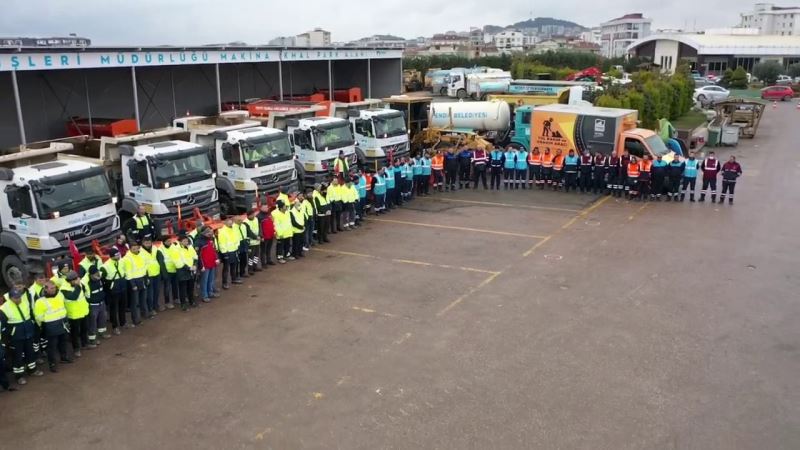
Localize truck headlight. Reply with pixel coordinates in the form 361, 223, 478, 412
211, 189, 219, 202
292, 169, 297, 180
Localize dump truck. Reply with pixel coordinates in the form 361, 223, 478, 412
531, 104, 674, 160
328, 100, 409, 170
0, 141, 120, 287
173, 111, 303, 215
383, 95, 432, 141
429, 100, 534, 151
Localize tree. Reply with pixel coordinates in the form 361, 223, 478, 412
728, 67, 749, 89
752, 61, 784, 85
788, 63, 800, 79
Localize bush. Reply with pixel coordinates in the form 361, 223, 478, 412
788, 63, 800, 79
606, 68, 623, 79
595, 94, 623, 108
752, 61, 784, 85
719, 68, 734, 87
729, 67, 749, 89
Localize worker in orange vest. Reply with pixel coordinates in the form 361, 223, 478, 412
528, 147, 542, 188
540, 148, 554, 190
551, 149, 565, 191
431, 149, 445, 192
637, 155, 653, 201
626, 156, 641, 200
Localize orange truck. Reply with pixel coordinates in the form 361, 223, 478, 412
530, 104, 675, 161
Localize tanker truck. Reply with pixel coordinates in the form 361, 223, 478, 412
447, 71, 513, 100
0, 142, 120, 287
429, 100, 533, 151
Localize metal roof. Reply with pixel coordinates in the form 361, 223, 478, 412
627, 33, 800, 56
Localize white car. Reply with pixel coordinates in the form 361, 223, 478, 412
694, 85, 730, 104
776, 75, 794, 85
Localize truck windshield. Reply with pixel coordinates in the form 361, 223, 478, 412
35, 171, 112, 218
153, 150, 213, 187
372, 113, 407, 138
313, 123, 354, 151
243, 135, 293, 168
645, 135, 671, 157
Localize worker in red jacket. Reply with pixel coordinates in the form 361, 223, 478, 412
699, 151, 722, 203
719, 155, 743, 204
196, 227, 219, 303
258, 205, 276, 268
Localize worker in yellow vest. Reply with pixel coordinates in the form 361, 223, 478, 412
122, 241, 148, 327
245, 209, 262, 274
173, 233, 198, 311
217, 216, 242, 288
1, 286, 44, 385
234, 215, 250, 279
82, 266, 109, 346
28, 272, 49, 355
77, 248, 103, 278
102, 248, 126, 335
61, 271, 90, 357
161, 238, 179, 309
289, 199, 306, 260
50, 262, 71, 291
141, 237, 164, 317
271, 201, 292, 263
33, 281, 71, 372
312, 184, 331, 244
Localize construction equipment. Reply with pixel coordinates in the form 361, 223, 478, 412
383, 95, 432, 140
429, 100, 534, 151
403, 69, 423, 92
565, 67, 603, 83
713, 99, 765, 139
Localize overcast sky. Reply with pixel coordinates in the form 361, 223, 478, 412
3, 0, 742, 46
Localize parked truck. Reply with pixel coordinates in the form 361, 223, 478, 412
173, 112, 302, 215
328, 100, 409, 170
531, 104, 674, 160
429, 100, 533, 151
447, 71, 512, 100
0, 142, 120, 287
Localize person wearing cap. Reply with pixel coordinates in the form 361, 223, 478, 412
50, 262, 71, 291
327, 178, 343, 234
355, 173, 367, 225
126, 205, 157, 242
173, 233, 198, 311
345, 178, 359, 228
372, 167, 387, 214
245, 209, 262, 274
1, 285, 44, 385
61, 270, 90, 356
289, 199, 306, 259
650, 154, 668, 201
196, 226, 220, 302
82, 266, 108, 347
259, 205, 277, 266
102, 247, 126, 335
122, 241, 148, 327
78, 248, 103, 278
161, 238, 179, 309
234, 215, 250, 280
720, 155, 742, 205
275, 186, 290, 209
34, 281, 71, 372
271, 200, 292, 263
312, 184, 330, 244
339, 183, 352, 230
28, 272, 49, 356
302, 189, 316, 248
383, 161, 397, 208
217, 216, 242, 289
141, 237, 163, 317
333, 150, 349, 182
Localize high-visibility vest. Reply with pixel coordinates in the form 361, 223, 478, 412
173, 245, 197, 270
348, 185, 359, 202
103, 258, 124, 289
313, 191, 328, 212
374, 175, 386, 195
302, 199, 314, 218
33, 293, 67, 325
553, 155, 565, 170
276, 192, 290, 207
290, 207, 305, 233
529, 152, 542, 165
237, 222, 249, 247
541, 153, 554, 168
142, 246, 161, 277
28, 282, 46, 300
61, 284, 89, 320
627, 162, 640, 178
356, 177, 367, 198
365, 174, 374, 190
431, 155, 444, 170
79, 256, 102, 276
122, 251, 148, 280
684, 159, 699, 178
246, 217, 261, 246
50, 274, 70, 291
503, 151, 516, 169
217, 225, 240, 253
0, 295, 32, 324
326, 184, 340, 202
82, 274, 105, 304
639, 160, 652, 173
134, 215, 151, 230
333, 157, 349, 174
162, 243, 178, 273
271, 209, 293, 239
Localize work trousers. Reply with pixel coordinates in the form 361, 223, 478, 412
107, 290, 124, 329
564, 171, 578, 192
652, 175, 665, 198
579, 171, 593, 192
541, 167, 553, 186
445, 168, 458, 189
163, 272, 178, 306
473, 165, 487, 189
332, 204, 343, 231
552, 169, 563, 189
490, 167, 502, 189
238, 246, 249, 278
627, 177, 639, 196
292, 232, 305, 257
260, 237, 274, 264
701, 177, 718, 199
146, 276, 160, 312
129, 278, 146, 324
222, 251, 239, 285
199, 267, 216, 300
178, 276, 195, 306
305, 218, 315, 246
385, 189, 395, 208
404, 179, 413, 198
423, 175, 431, 195
681, 176, 697, 200
9, 338, 37, 377
276, 238, 290, 259
68, 317, 89, 351
414, 175, 425, 195
638, 178, 651, 199
593, 170, 606, 193
316, 216, 329, 242
45, 332, 69, 366
720, 180, 736, 202
515, 168, 527, 189
667, 176, 681, 198
433, 170, 444, 189
87, 303, 107, 342
503, 168, 514, 188
459, 166, 470, 187
529, 165, 541, 186
374, 193, 386, 212
248, 244, 261, 271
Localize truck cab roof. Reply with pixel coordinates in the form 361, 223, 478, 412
122, 140, 205, 161
1, 158, 98, 185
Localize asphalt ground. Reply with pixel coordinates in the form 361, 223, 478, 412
1, 102, 799, 449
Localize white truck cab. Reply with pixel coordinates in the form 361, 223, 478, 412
286, 116, 357, 184
174, 112, 300, 214
0, 142, 119, 286
328, 100, 410, 170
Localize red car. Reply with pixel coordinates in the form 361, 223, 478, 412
761, 85, 795, 101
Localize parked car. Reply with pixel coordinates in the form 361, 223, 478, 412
761, 85, 795, 101
776, 75, 793, 85
694, 85, 730, 104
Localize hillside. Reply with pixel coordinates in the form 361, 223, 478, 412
483, 17, 587, 34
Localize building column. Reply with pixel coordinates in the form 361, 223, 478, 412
131, 67, 141, 131
215, 63, 222, 114
10, 71, 26, 145
328, 59, 333, 100
367, 58, 372, 98
278, 60, 284, 101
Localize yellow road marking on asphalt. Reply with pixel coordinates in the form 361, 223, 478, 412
437, 272, 501, 317
522, 235, 553, 257
351, 306, 397, 318
370, 218, 549, 239
417, 196, 582, 213
254, 427, 272, 440
628, 203, 650, 221
316, 248, 499, 274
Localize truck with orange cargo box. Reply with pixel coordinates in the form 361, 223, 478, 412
530, 104, 675, 161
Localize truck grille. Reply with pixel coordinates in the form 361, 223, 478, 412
252, 169, 295, 191
55, 215, 119, 249
163, 189, 217, 215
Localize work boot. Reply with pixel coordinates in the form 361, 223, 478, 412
74, 350, 82, 358
87, 343, 97, 350
729, 198, 733, 205
680, 194, 685, 201
699, 194, 705, 202
31, 369, 44, 377
113, 328, 121, 336
232, 279, 243, 284
181, 304, 188, 312
166, 303, 175, 310
49, 364, 58, 373
711, 195, 716, 203
690, 194, 696, 202
17, 377, 27, 386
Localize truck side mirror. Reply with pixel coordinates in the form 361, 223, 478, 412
221, 144, 232, 162
128, 165, 140, 186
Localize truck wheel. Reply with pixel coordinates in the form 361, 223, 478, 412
2, 255, 28, 289
294, 160, 306, 191
457, 89, 468, 100
219, 192, 238, 217
439, 87, 447, 96
355, 147, 368, 171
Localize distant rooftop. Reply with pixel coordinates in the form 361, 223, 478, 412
0, 36, 91, 48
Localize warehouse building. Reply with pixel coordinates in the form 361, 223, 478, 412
626, 32, 800, 74
0, 45, 402, 148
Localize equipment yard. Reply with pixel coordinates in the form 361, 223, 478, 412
2, 103, 798, 449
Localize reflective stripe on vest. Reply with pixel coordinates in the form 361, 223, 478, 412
627, 163, 640, 177
134, 215, 150, 229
